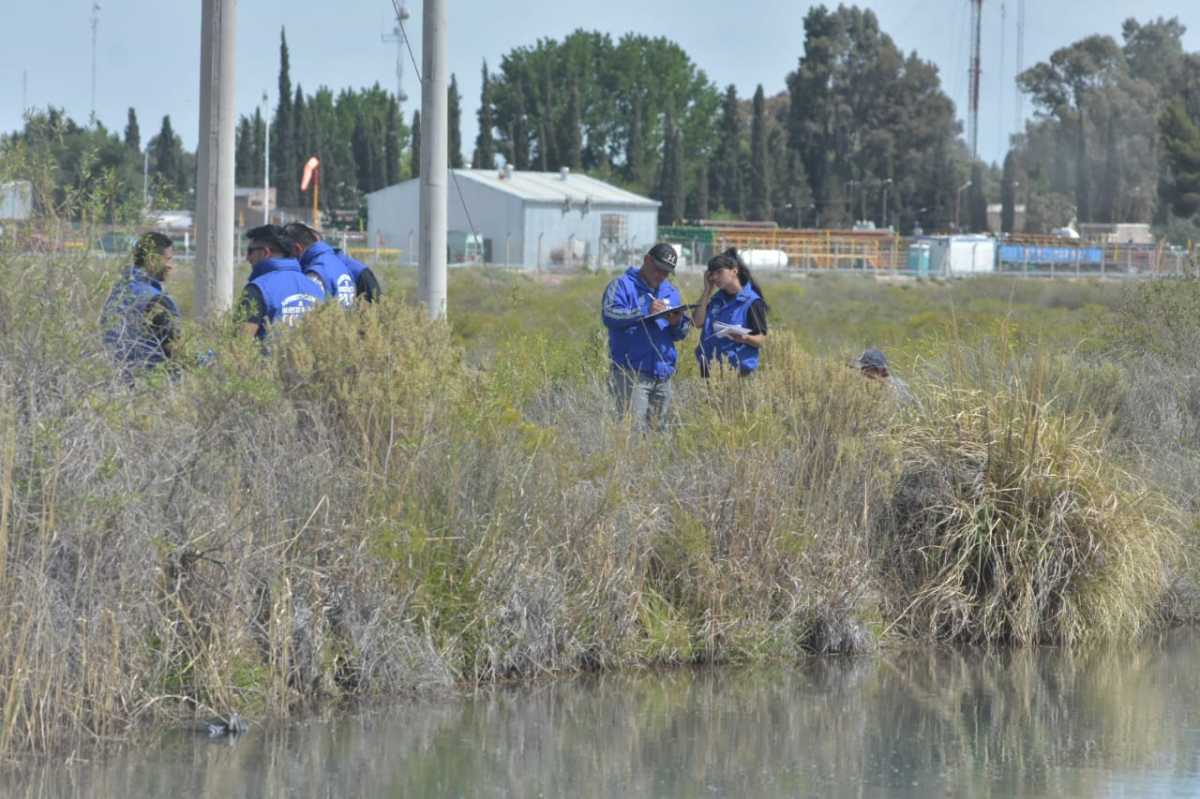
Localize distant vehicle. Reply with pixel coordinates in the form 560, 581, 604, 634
95, 232, 140, 255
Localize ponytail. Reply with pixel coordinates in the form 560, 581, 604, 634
723, 247, 768, 311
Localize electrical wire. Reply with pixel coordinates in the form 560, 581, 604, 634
391, 0, 485, 259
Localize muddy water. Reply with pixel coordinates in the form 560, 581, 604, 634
7, 631, 1200, 798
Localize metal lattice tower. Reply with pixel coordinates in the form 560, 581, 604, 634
381, 2, 411, 108
968, 0, 983, 160
1015, 0, 1025, 133
90, 1, 101, 123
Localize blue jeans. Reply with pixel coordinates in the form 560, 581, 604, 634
609, 365, 673, 431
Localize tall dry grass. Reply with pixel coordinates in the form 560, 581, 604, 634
0, 248, 1186, 757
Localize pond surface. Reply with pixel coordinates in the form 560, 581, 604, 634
8, 631, 1200, 798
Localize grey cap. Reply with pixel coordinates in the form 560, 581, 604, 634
853, 348, 889, 371
647, 243, 678, 272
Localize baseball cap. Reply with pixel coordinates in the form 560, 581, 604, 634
852, 348, 889, 371
647, 243, 678, 273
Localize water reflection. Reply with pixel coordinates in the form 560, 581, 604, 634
8, 631, 1200, 798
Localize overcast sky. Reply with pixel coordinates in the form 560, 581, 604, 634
4, 0, 1199, 169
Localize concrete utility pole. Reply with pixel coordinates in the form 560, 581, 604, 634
262, 91, 270, 224
418, 0, 448, 319
194, 0, 237, 316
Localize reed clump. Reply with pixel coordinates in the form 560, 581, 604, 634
882, 366, 1178, 645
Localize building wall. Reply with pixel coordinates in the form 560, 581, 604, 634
368, 177, 527, 265
522, 203, 658, 269
368, 176, 657, 268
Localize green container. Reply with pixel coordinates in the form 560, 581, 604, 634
906, 243, 931, 276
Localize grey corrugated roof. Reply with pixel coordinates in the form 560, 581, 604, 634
368, 169, 660, 208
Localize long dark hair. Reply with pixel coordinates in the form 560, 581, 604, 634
708, 247, 768, 310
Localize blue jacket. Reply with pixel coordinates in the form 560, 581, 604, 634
602, 266, 691, 379
299, 240, 356, 307
100, 266, 179, 370
696, 284, 763, 374
248, 257, 325, 337
334, 247, 380, 301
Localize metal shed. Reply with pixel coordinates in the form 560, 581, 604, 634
366, 167, 660, 269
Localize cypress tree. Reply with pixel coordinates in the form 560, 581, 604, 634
473, 60, 496, 169
385, 100, 401, 185
448, 74, 464, 169
655, 114, 674, 224
689, 161, 710, 220
563, 81, 582, 170
625, 97, 643, 183
714, 85, 742, 214
124, 107, 140, 151
511, 88, 530, 170
669, 122, 686, 224
749, 85, 770, 220
410, 110, 421, 178
150, 115, 186, 199
251, 107, 265, 185
968, 161, 988, 232
235, 116, 255, 185
1001, 150, 1017, 233
274, 29, 294, 206
352, 118, 374, 194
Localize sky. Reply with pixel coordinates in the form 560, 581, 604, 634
3, 0, 1200, 170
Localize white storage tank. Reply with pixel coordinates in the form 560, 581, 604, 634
738, 249, 788, 269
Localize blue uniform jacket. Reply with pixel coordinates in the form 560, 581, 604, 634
100, 266, 179, 369
299, 240, 356, 307
696, 284, 762, 374
247, 257, 325, 337
602, 266, 691, 379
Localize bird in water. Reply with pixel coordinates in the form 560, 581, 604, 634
203, 712, 246, 737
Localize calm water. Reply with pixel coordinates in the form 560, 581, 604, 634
8, 631, 1200, 798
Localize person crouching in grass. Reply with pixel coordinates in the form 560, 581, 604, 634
100, 231, 180, 380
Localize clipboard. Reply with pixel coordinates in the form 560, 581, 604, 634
643, 303, 697, 322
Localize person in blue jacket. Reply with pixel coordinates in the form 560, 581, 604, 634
601, 242, 692, 430
100, 231, 180, 377
238, 225, 325, 339
335, 244, 382, 303
694, 248, 768, 377
283, 222, 357, 307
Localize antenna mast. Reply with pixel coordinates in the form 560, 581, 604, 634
381, 2, 411, 109
1015, 0, 1025, 133
968, 0, 983, 160
90, 2, 101, 123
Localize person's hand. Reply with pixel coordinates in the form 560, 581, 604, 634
666, 309, 684, 326
727, 331, 748, 344
649, 298, 669, 315
703, 271, 716, 293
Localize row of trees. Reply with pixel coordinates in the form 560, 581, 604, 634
9, 10, 1200, 237
1, 106, 192, 219
1003, 16, 1200, 236
475, 11, 968, 231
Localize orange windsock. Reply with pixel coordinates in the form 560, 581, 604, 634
300, 156, 320, 191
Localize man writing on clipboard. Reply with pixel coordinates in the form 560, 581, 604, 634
601, 243, 695, 431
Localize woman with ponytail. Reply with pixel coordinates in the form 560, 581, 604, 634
693, 248, 769, 376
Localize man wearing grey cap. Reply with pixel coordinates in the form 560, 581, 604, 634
853, 347, 917, 407
601, 243, 693, 430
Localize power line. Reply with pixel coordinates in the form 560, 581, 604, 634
392, 0, 483, 256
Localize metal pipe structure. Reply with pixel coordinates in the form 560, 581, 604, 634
194, 0, 237, 316
418, 0, 448, 319
968, 0, 983, 160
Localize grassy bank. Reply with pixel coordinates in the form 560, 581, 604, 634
0, 252, 1190, 756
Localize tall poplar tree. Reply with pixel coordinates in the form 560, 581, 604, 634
124, 107, 140, 151
410, 110, 421, 177
749, 84, 771, 220
473, 60, 496, 169
448, 74, 464, 168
